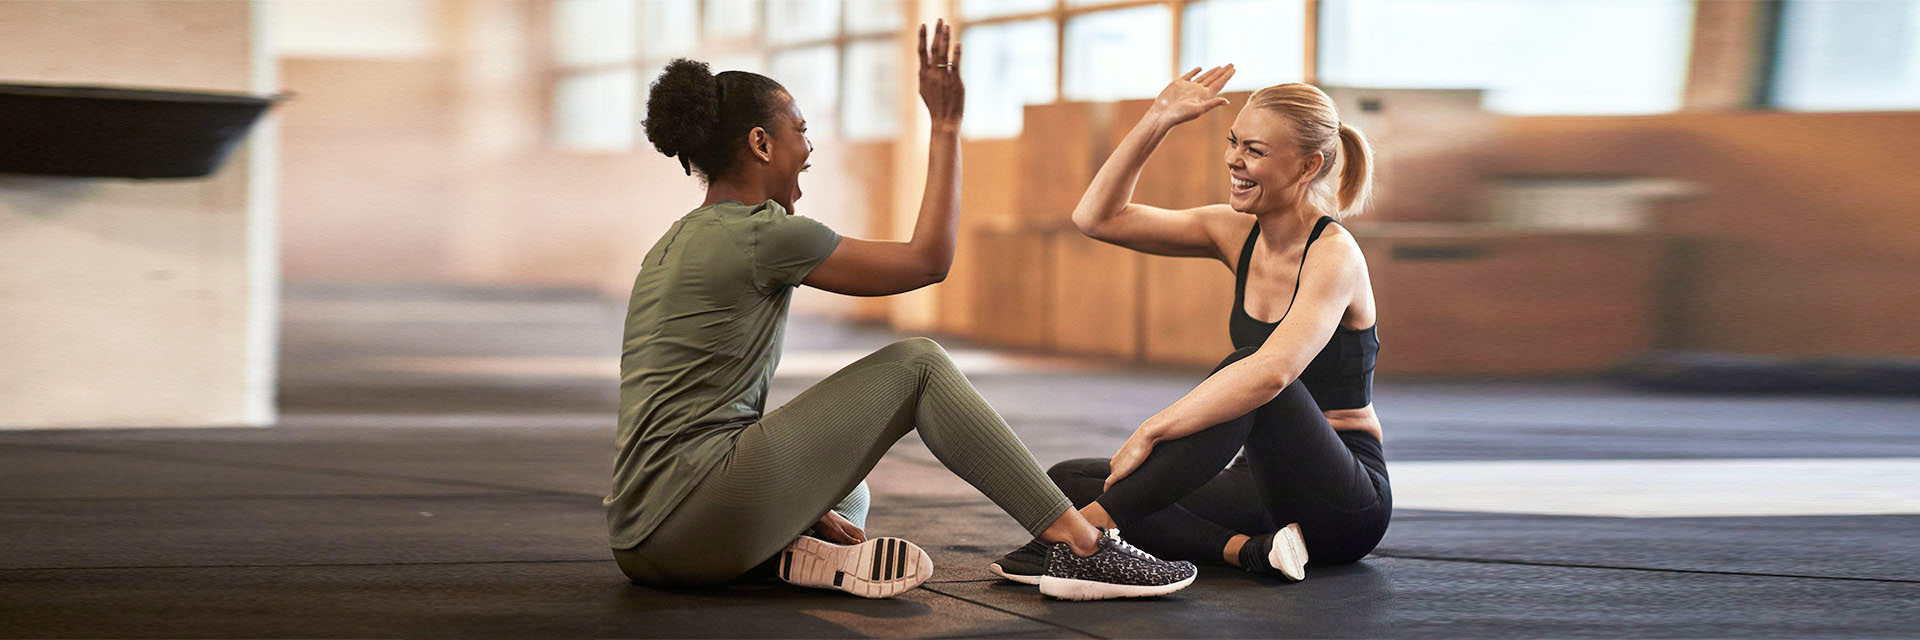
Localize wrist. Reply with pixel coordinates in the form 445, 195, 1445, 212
1139, 110, 1178, 136
930, 120, 961, 136
1136, 416, 1172, 443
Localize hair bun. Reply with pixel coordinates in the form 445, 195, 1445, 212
643, 58, 720, 167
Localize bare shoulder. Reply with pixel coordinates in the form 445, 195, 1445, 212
1191, 205, 1255, 266
1307, 220, 1368, 275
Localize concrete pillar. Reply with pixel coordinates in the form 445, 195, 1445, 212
0, 0, 279, 428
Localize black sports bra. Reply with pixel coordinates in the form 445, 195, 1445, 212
1228, 216, 1379, 411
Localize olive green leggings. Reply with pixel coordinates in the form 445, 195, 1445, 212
613, 338, 1074, 585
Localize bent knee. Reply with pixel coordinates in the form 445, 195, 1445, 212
884, 336, 956, 371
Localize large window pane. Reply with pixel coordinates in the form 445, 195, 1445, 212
705, 0, 760, 39
1319, 0, 1694, 114
770, 45, 841, 136
843, 38, 902, 140
554, 69, 638, 150
1773, 0, 1920, 111
1182, 0, 1306, 91
638, 0, 698, 59
845, 0, 906, 34
767, 0, 841, 44
1064, 5, 1173, 101
961, 0, 1052, 20
552, 0, 636, 66
961, 19, 1059, 138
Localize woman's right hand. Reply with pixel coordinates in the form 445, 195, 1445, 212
1148, 65, 1234, 129
918, 20, 964, 126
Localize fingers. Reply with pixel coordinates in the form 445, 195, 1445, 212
1193, 65, 1220, 87
847, 524, 866, 543
1191, 64, 1234, 92
932, 19, 949, 67
918, 24, 929, 69
1180, 66, 1201, 82
1207, 64, 1236, 92
950, 40, 962, 74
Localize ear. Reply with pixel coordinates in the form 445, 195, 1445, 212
749, 126, 773, 164
1299, 152, 1325, 183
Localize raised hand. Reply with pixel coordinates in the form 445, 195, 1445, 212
918, 19, 964, 126
1148, 64, 1234, 129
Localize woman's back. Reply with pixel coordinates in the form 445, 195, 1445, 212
608, 199, 839, 549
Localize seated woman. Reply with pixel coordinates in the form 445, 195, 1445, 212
607, 22, 1195, 601
991, 66, 1392, 584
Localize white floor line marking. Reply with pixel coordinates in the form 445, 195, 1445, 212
1391, 458, 1920, 518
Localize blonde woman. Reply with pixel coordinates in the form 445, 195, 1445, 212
993, 66, 1391, 584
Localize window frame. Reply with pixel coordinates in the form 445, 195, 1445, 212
541, 0, 903, 150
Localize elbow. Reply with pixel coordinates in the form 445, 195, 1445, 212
1254, 356, 1299, 395
1072, 215, 1106, 241
1069, 207, 1099, 237
919, 255, 952, 286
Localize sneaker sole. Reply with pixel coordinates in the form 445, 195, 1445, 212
1037, 572, 1196, 601
987, 562, 1041, 585
778, 536, 932, 599
1269, 522, 1308, 582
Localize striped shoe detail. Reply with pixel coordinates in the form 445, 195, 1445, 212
779, 535, 932, 599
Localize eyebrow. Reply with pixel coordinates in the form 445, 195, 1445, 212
1227, 130, 1265, 147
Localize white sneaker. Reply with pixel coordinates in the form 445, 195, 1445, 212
777, 535, 933, 599
1268, 522, 1309, 582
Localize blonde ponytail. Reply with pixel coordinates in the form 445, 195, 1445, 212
1334, 123, 1374, 217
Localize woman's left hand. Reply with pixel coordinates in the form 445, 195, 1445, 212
1104, 432, 1157, 491
813, 511, 865, 544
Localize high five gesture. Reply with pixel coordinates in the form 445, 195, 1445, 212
1150, 64, 1235, 129
918, 19, 964, 125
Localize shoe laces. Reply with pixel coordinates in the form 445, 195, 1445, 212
1102, 528, 1163, 563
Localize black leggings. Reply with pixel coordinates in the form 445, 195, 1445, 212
1049, 347, 1392, 565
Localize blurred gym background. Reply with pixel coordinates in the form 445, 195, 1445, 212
3, 0, 1917, 428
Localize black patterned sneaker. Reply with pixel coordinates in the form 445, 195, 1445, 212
1239, 522, 1309, 581
1038, 528, 1196, 600
988, 539, 1049, 585
777, 535, 933, 599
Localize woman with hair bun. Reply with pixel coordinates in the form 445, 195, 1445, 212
609, 21, 1195, 601
991, 67, 1393, 586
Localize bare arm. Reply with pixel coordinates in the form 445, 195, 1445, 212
803, 20, 964, 296
1072, 65, 1239, 262
1103, 229, 1365, 489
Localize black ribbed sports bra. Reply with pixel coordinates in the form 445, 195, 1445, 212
1229, 216, 1379, 411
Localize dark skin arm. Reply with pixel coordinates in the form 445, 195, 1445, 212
801, 20, 964, 296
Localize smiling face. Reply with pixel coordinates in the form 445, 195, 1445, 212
1224, 106, 1324, 215
759, 92, 814, 213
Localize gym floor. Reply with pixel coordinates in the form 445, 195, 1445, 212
2, 286, 1914, 638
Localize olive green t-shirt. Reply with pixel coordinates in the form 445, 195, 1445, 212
606, 199, 841, 549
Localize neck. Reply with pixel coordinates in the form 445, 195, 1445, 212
1252, 200, 1319, 248
701, 175, 770, 208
